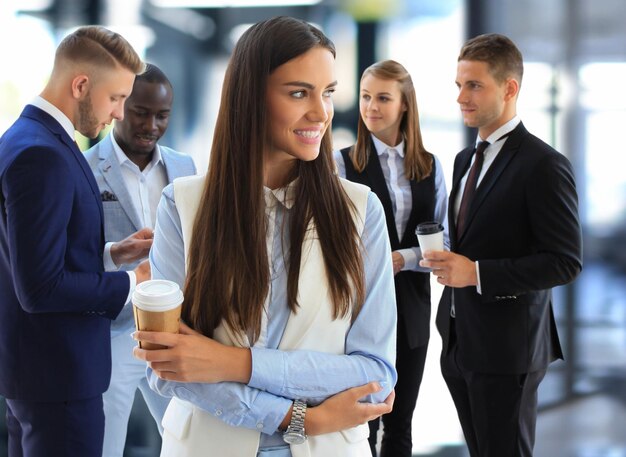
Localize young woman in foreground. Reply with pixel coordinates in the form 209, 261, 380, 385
134, 16, 397, 457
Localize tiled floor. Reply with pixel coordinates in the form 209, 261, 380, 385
2, 266, 626, 457
405, 386, 626, 457
406, 268, 626, 457
535, 394, 626, 457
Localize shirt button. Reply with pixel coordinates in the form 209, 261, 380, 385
215, 409, 222, 416
256, 422, 263, 430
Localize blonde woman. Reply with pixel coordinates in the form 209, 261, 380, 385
334, 60, 448, 457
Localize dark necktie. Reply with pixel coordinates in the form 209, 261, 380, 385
456, 140, 489, 236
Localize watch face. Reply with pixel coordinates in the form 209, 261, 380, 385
283, 431, 306, 445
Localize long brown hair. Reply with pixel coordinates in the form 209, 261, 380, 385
350, 59, 432, 181
183, 16, 365, 342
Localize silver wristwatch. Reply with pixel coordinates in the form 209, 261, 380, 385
283, 399, 307, 445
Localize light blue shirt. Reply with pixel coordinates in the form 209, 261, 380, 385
103, 134, 168, 272
334, 137, 449, 273
147, 182, 397, 452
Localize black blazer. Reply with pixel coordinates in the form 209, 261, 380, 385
437, 122, 582, 374
341, 140, 436, 349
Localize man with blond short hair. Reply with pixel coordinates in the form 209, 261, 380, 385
0, 26, 152, 456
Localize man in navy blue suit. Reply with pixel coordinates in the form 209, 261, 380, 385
0, 26, 151, 456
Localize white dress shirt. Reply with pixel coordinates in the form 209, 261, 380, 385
334, 134, 449, 272
111, 133, 168, 229
454, 115, 521, 297
102, 134, 167, 271
371, 135, 409, 240
453, 116, 521, 222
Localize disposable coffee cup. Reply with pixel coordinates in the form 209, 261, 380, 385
416, 221, 445, 254
132, 279, 184, 350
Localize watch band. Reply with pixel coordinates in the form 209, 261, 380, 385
283, 399, 307, 444
289, 399, 306, 431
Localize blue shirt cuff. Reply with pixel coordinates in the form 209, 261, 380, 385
172, 383, 290, 435
249, 347, 286, 394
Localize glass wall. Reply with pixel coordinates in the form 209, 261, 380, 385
477, 0, 626, 448
379, 4, 467, 453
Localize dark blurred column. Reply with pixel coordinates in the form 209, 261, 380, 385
331, 19, 379, 136
462, 0, 489, 145
44, 0, 104, 148
86, 0, 102, 25
85, 0, 104, 148
334, 20, 378, 132
562, 0, 582, 400
466, 0, 488, 39
48, 0, 103, 29
357, 21, 377, 82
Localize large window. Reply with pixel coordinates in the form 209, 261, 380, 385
382, 3, 466, 452
0, 8, 55, 136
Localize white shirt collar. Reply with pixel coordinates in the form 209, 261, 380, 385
30, 96, 75, 140
476, 115, 521, 146
263, 179, 297, 210
371, 134, 405, 158
110, 131, 163, 169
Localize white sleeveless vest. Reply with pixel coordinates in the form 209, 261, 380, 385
160, 175, 372, 457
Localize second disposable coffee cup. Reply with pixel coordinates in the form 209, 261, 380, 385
132, 279, 184, 350
416, 221, 444, 254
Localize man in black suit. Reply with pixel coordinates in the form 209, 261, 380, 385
420, 34, 582, 457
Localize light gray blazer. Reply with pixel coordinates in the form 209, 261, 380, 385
84, 133, 197, 334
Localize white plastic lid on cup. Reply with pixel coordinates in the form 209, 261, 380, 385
132, 279, 184, 312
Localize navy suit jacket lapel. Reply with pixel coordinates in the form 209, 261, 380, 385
23, 105, 104, 223
364, 141, 401, 246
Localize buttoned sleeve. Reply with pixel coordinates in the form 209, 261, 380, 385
148, 186, 397, 433
148, 370, 291, 435
248, 192, 397, 404
148, 185, 292, 434
410, 154, 450, 272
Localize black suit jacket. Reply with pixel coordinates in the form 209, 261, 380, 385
436, 122, 582, 374
341, 142, 436, 348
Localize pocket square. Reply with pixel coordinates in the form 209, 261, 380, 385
101, 191, 118, 202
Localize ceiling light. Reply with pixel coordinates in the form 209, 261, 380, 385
151, 0, 321, 7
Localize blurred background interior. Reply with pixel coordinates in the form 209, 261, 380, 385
1, 0, 626, 456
